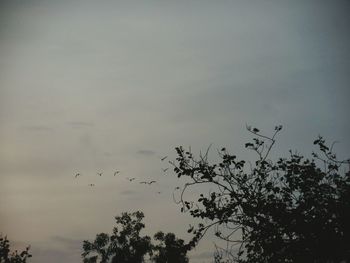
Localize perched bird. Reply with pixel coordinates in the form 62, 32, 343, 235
97, 172, 103, 176
88, 184, 95, 187
160, 156, 168, 161
75, 173, 81, 178
114, 170, 120, 176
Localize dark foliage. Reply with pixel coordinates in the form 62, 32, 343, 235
152, 231, 189, 263
82, 211, 151, 263
82, 211, 189, 263
171, 126, 350, 262
0, 235, 31, 263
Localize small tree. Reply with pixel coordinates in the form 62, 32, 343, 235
82, 211, 190, 263
0, 235, 31, 263
171, 126, 350, 262
82, 211, 152, 263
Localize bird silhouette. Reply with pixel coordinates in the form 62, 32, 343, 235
75, 173, 81, 178
97, 172, 103, 176
160, 156, 168, 161
127, 177, 136, 182
114, 170, 120, 176
88, 184, 95, 187
174, 186, 180, 190
140, 180, 156, 185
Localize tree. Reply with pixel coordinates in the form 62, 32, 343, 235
82, 211, 152, 263
170, 126, 350, 262
0, 235, 31, 263
82, 211, 190, 263
152, 231, 189, 263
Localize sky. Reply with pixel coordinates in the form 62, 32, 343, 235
0, 0, 349, 262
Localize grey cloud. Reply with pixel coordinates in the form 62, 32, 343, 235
20, 125, 53, 132
30, 246, 80, 263
50, 236, 82, 251
103, 152, 114, 157
137, 150, 156, 156
120, 190, 136, 196
67, 121, 94, 128
23, 236, 82, 263
79, 133, 93, 147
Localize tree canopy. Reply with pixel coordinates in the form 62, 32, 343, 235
152, 231, 189, 263
0, 235, 31, 263
82, 211, 189, 263
171, 126, 350, 262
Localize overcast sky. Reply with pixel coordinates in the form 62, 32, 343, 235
1, 0, 349, 262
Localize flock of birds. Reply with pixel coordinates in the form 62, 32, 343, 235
74, 156, 170, 195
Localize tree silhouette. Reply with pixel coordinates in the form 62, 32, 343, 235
82, 211, 189, 263
82, 211, 151, 263
171, 126, 350, 262
0, 235, 31, 263
152, 231, 188, 263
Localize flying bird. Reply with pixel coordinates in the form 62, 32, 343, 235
127, 177, 136, 182
160, 156, 168, 161
88, 184, 95, 187
75, 173, 81, 178
114, 170, 120, 176
97, 172, 103, 176
140, 180, 156, 185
